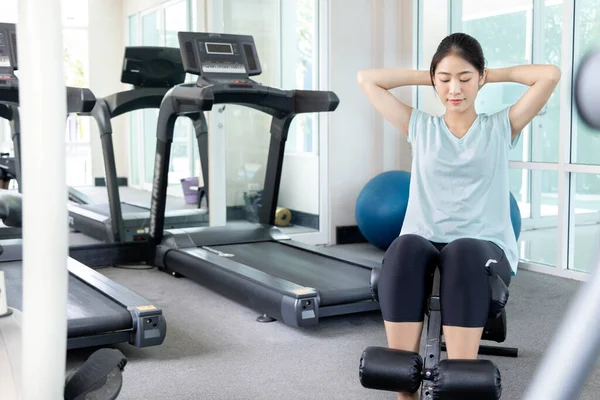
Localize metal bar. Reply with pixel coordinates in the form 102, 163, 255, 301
523, 238, 600, 399
441, 343, 519, 358
421, 270, 441, 400
17, 0, 68, 398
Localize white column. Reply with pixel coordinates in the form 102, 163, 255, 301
206, 0, 227, 227
17, 1, 68, 399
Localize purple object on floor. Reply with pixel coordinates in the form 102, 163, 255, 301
181, 177, 199, 204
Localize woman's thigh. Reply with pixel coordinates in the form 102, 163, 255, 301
438, 238, 511, 327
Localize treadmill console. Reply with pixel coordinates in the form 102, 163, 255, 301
0, 23, 18, 90
121, 46, 186, 88
177, 32, 261, 82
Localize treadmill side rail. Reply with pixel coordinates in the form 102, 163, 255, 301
67, 258, 166, 347
168, 248, 320, 327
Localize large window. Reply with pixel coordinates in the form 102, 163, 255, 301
572, 0, 600, 166
418, 0, 600, 276
0, 0, 90, 186
62, 0, 90, 186
127, 0, 195, 191
282, 0, 319, 154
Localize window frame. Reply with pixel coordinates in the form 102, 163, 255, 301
127, 0, 195, 190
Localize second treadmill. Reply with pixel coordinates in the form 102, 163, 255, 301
68, 46, 210, 243
147, 32, 380, 328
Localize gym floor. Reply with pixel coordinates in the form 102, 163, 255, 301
65, 242, 600, 400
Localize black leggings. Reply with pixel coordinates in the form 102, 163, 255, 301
378, 234, 512, 327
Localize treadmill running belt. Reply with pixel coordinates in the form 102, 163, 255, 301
1, 261, 132, 338
212, 242, 373, 307
83, 202, 148, 216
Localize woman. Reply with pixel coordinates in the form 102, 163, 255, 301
357, 32, 560, 400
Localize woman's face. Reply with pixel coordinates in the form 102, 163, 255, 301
433, 54, 485, 113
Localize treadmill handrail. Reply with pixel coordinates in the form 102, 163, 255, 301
148, 83, 339, 244
102, 87, 169, 119
0, 104, 16, 120
0, 89, 18, 108
91, 88, 207, 136
82, 87, 208, 243
66, 87, 96, 114
0, 84, 96, 115
207, 85, 339, 117
155, 84, 339, 143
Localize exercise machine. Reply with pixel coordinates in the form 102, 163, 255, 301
359, 265, 516, 399
68, 46, 210, 243
357, 49, 600, 400
0, 190, 167, 350
0, 271, 128, 400
147, 31, 380, 327
0, 22, 166, 350
521, 47, 600, 400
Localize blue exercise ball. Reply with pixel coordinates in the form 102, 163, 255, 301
509, 192, 522, 240
355, 170, 411, 250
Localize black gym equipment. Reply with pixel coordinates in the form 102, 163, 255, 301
0, 22, 166, 350
0, 191, 167, 350
63, 348, 128, 400
359, 265, 517, 399
145, 31, 381, 327
68, 46, 211, 243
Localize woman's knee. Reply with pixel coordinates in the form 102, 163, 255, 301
385, 234, 432, 258
378, 235, 438, 322
440, 238, 511, 284
381, 235, 437, 280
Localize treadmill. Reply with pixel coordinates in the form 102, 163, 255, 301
147, 32, 380, 327
68, 46, 210, 243
0, 22, 166, 349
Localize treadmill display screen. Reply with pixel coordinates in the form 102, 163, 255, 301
205, 43, 233, 55
0, 33, 11, 68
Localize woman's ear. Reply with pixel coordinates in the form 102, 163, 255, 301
480, 69, 488, 88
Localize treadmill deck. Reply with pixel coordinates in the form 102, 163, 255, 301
208, 241, 373, 306
1, 261, 131, 338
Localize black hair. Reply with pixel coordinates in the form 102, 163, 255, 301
430, 33, 486, 86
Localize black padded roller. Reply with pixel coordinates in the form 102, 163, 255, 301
359, 346, 423, 393
432, 359, 501, 400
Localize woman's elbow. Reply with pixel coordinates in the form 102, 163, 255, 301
357, 70, 368, 86
547, 65, 561, 84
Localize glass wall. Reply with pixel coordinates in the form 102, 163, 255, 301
0, 0, 91, 187
127, 0, 195, 192
418, 0, 600, 275
213, 0, 322, 234
63, 0, 91, 187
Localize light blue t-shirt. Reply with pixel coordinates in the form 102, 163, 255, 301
401, 106, 521, 275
